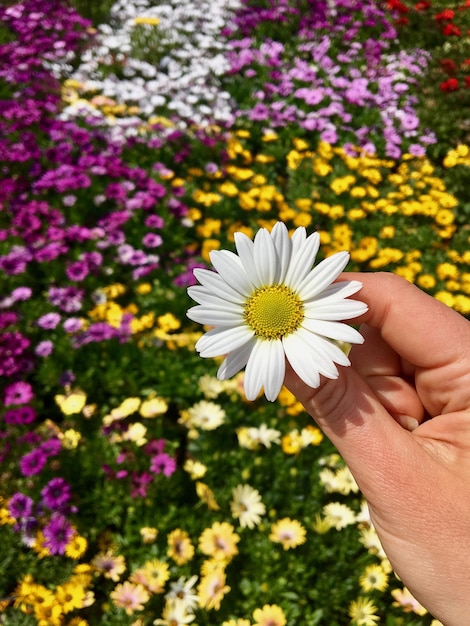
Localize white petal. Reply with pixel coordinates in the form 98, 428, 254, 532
270, 222, 292, 283
193, 268, 244, 304
263, 340, 286, 402
217, 337, 256, 379
283, 332, 321, 389
298, 251, 350, 301
306, 299, 368, 321
187, 304, 244, 327
188, 285, 241, 308
209, 249, 253, 295
286, 327, 349, 380
195, 325, 254, 358
301, 318, 364, 344
253, 228, 277, 285
243, 340, 267, 401
234, 232, 261, 286
318, 280, 364, 301
284, 230, 320, 288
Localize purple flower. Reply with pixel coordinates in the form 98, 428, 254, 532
4, 381, 34, 405
66, 260, 89, 281
36, 312, 61, 329
8, 492, 34, 520
35, 340, 54, 357
4, 405, 37, 425
131, 471, 153, 498
142, 233, 163, 248
41, 477, 71, 511
43, 513, 73, 555
150, 453, 177, 477
20, 448, 47, 477
40, 437, 62, 457
63, 317, 83, 333
11, 287, 33, 302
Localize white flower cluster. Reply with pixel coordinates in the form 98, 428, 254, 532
60, 0, 241, 128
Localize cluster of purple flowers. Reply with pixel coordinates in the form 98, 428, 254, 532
8, 477, 75, 554
103, 437, 177, 499
224, 0, 436, 156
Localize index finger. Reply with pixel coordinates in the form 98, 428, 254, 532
344, 272, 470, 370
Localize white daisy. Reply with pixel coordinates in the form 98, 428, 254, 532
230, 484, 266, 529
187, 222, 367, 401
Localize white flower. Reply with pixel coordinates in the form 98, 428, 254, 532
187, 222, 367, 401
230, 484, 266, 528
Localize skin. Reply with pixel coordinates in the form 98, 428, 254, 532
284, 272, 470, 625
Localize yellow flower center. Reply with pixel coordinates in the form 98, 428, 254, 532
244, 285, 304, 340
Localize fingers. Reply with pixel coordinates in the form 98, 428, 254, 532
349, 325, 425, 429
284, 363, 419, 503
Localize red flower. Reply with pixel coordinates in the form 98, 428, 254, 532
436, 10, 455, 21
440, 78, 459, 92
414, 1, 431, 10
440, 58, 457, 74
387, 0, 409, 13
465, 76, 470, 88
442, 23, 462, 36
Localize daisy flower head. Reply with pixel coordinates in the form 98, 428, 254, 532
187, 222, 367, 401
230, 484, 266, 528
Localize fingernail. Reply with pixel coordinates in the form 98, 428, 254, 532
397, 415, 419, 431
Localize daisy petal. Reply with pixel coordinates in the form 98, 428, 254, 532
193, 268, 244, 304
195, 325, 254, 358
270, 222, 292, 283
284, 231, 320, 288
234, 231, 261, 286
301, 318, 364, 344
318, 279, 365, 301
187, 285, 239, 308
217, 337, 256, 380
209, 249, 253, 295
263, 340, 286, 402
298, 251, 350, 300
187, 304, 244, 327
307, 299, 368, 320
243, 340, 267, 400
283, 333, 321, 389
253, 228, 277, 285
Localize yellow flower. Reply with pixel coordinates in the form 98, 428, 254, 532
167, 529, 195, 565
252, 604, 287, 626
134, 16, 160, 25
348, 597, 380, 625
55, 581, 86, 614
139, 396, 168, 418
201, 238, 220, 261
198, 567, 230, 610
65, 533, 88, 559
59, 429, 82, 449
34, 602, 63, 626
436, 262, 459, 280
330, 175, 356, 194
359, 564, 389, 593
54, 390, 87, 415
195, 482, 220, 510
130, 559, 170, 594
269, 518, 306, 550
140, 527, 158, 544
417, 274, 436, 290
199, 522, 240, 561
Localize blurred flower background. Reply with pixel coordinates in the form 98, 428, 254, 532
0, 0, 469, 624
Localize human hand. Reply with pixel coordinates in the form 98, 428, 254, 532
284, 272, 470, 625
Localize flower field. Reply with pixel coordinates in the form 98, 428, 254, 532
1, 0, 469, 624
